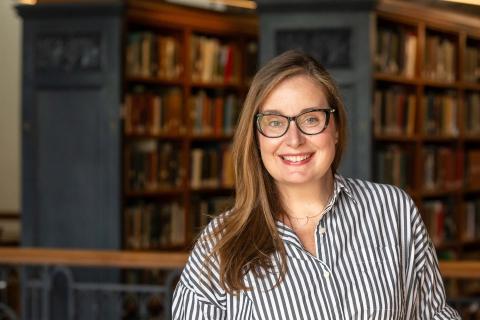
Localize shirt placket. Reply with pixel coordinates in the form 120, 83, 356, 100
310, 224, 345, 320
314, 195, 346, 319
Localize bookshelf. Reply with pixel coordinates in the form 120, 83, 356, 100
371, 2, 480, 308
121, 0, 258, 251
373, 1, 480, 262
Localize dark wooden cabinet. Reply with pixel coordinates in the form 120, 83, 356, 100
17, 2, 123, 249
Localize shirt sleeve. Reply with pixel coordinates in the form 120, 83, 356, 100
172, 281, 227, 320
171, 221, 228, 320
416, 240, 461, 320
171, 214, 254, 320
405, 197, 461, 320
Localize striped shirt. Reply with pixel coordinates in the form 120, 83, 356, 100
172, 175, 460, 319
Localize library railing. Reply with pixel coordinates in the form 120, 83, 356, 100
0, 248, 479, 319
0, 248, 188, 320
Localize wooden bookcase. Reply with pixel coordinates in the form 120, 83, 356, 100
372, 2, 480, 309
372, 2, 480, 261
121, 0, 258, 251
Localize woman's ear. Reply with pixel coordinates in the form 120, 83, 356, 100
335, 131, 339, 144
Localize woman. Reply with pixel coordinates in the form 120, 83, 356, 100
172, 50, 460, 319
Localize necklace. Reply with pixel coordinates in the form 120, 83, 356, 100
284, 191, 336, 227
285, 211, 324, 226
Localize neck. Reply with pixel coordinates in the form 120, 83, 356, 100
277, 171, 335, 220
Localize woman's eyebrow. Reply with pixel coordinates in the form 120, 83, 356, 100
260, 106, 322, 114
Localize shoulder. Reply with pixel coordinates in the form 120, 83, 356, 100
340, 175, 414, 209
338, 175, 421, 231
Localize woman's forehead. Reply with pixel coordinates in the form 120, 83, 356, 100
258, 76, 327, 113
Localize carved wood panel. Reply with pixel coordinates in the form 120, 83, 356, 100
35, 33, 101, 72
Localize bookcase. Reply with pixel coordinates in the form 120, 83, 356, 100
372, 1, 480, 306
121, 0, 258, 251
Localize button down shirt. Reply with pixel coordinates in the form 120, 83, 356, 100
173, 175, 460, 319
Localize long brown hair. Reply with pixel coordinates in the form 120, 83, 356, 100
208, 50, 348, 293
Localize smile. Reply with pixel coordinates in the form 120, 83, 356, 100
279, 153, 313, 163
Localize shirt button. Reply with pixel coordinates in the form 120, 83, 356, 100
323, 271, 330, 278
319, 227, 326, 234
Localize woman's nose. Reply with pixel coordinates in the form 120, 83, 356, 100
284, 120, 305, 147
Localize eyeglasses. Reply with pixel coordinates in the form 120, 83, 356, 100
255, 108, 336, 138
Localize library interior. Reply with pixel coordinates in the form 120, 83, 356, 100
0, 0, 480, 318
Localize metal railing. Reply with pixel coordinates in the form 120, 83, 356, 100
0, 248, 188, 320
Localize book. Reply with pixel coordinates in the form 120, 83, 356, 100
423, 147, 461, 190
375, 25, 417, 77
372, 86, 416, 136
423, 199, 456, 246
124, 201, 185, 249
423, 91, 458, 136
466, 149, 480, 188
423, 34, 456, 82
190, 144, 234, 189
126, 141, 182, 191
191, 35, 241, 84
126, 31, 182, 80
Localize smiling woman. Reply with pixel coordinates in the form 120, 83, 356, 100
172, 50, 461, 319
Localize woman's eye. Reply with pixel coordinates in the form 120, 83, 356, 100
304, 117, 319, 124
268, 120, 283, 127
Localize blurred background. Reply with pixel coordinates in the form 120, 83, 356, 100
1, 0, 480, 319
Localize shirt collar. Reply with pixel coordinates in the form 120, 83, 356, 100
333, 173, 358, 205
275, 174, 358, 248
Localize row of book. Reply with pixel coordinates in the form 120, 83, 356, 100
424, 199, 456, 246
125, 143, 239, 192
189, 91, 240, 135
464, 44, 480, 83
373, 87, 416, 136
466, 149, 480, 188
423, 91, 458, 136
465, 92, 480, 134
375, 147, 480, 191
373, 88, 460, 137
375, 146, 412, 190
126, 32, 182, 79
124, 201, 185, 249
124, 88, 184, 135
125, 141, 182, 191
423, 34, 456, 82
190, 145, 234, 189
423, 147, 462, 190
124, 88, 244, 136
375, 26, 479, 85
191, 35, 241, 84
464, 198, 480, 241
375, 26, 417, 77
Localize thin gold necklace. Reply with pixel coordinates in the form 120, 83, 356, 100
284, 192, 335, 226
285, 210, 324, 226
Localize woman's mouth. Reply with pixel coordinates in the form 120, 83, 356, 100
279, 153, 313, 164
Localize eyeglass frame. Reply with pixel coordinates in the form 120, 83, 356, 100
255, 108, 336, 138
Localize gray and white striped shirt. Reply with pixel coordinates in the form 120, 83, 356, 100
173, 175, 460, 319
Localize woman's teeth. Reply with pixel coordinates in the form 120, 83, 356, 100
280, 154, 311, 163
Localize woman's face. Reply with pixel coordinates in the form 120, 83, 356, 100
257, 75, 337, 190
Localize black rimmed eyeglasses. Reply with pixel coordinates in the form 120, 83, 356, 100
255, 108, 336, 138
